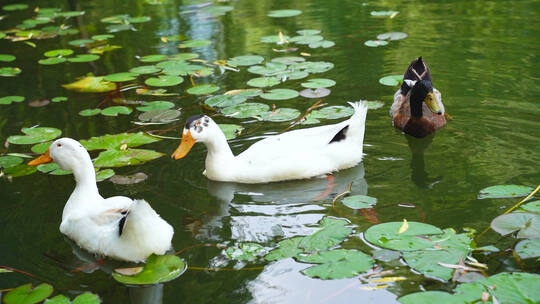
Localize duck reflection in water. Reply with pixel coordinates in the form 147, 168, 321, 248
406, 134, 442, 189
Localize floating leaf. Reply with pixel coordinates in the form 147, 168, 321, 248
92, 34, 114, 41
364, 40, 388, 47
247, 76, 280, 88
37, 162, 71, 175
370, 11, 399, 16
478, 185, 533, 199
51, 97, 68, 103
379, 75, 403, 86
158, 60, 202, 76
8, 127, 61, 145
79, 108, 101, 116
67, 54, 100, 63
3, 3, 28, 11
377, 32, 408, 41
39, 57, 67, 65
520, 200, 540, 213
129, 65, 161, 75
139, 54, 167, 62
490, 212, 540, 239
101, 106, 132, 116
372, 249, 401, 262
138, 109, 181, 123
260, 108, 300, 122
301, 78, 336, 89
145, 75, 183, 87
0, 155, 24, 168
81, 132, 160, 150
0, 54, 16, 62
44, 49, 73, 57
399, 291, 456, 304
104, 72, 138, 82
267, 9, 302, 18
31, 142, 51, 153
44, 294, 70, 304
0, 67, 22, 76
265, 237, 304, 261
89, 45, 122, 55
3, 283, 53, 304
68, 39, 95, 47
260, 89, 299, 100
101, 14, 128, 23
0, 96, 25, 105
178, 39, 211, 48
169, 53, 199, 60
222, 103, 270, 118
110, 172, 148, 185
260, 34, 291, 43
56, 11, 85, 18
96, 169, 115, 182
106, 24, 134, 33
271, 56, 305, 65
342, 195, 377, 209
298, 249, 374, 279
205, 95, 246, 108
227, 55, 264, 67
128, 16, 151, 23
63, 76, 116, 93
248, 62, 287, 76
226, 243, 265, 261
72, 292, 100, 304
294, 61, 334, 73
515, 238, 540, 259
290, 35, 323, 45
277, 70, 309, 80
297, 29, 321, 36
364, 221, 443, 251
200, 5, 233, 16
300, 88, 331, 98
187, 84, 219, 95
136, 101, 174, 112
367, 101, 384, 110
299, 217, 352, 252
310, 106, 354, 119
112, 254, 186, 285
309, 40, 335, 48
218, 124, 244, 140
94, 148, 164, 167
4, 164, 37, 177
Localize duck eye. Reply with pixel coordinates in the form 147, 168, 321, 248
57, 143, 62, 147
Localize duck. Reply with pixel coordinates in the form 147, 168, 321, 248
171, 101, 368, 184
28, 138, 174, 262
389, 56, 446, 138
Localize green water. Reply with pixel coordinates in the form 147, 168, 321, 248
1, 0, 539, 303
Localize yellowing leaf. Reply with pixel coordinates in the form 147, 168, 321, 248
369, 276, 407, 283
398, 219, 409, 234
62, 76, 116, 93
114, 266, 144, 276
360, 284, 389, 290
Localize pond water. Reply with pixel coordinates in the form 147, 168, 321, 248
1, 0, 539, 303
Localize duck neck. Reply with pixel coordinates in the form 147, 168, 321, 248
203, 130, 235, 176
409, 94, 423, 118
71, 155, 99, 197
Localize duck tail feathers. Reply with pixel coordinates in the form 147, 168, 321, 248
348, 100, 368, 121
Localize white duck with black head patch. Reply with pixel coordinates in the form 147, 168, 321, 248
172, 101, 368, 184
29, 138, 174, 262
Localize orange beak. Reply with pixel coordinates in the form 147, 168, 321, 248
171, 130, 196, 160
28, 148, 53, 166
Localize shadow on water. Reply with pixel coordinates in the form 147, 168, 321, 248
406, 135, 442, 189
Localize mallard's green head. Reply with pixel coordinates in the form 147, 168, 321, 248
410, 80, 442, 117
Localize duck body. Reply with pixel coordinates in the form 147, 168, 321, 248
172, 101, 368, 184
29, 138, 173, 262
390, 57, 446, 138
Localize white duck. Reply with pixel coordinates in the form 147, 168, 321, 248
171, 101, 368, 183
29, 138, 174, 262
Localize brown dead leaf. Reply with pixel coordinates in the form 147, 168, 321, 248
114, 266, 143, 276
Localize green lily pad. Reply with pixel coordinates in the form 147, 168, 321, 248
276, 70, 309, 80
145, 75, 183, 87
129, 65, 161, 75
260, 108, 300, 122
265, 237, 304, 261
247, 76, 280, 88
44, 49, 73, 57
0, 96, 25, 105
342, 195, 377, 209
364, 40, 388, 47
515, 238, 540, 259
63, 76, 116, 93
101, 14, 129, 23
377, 32, 408, 41
128, 16, 151, 23
225, 243, 265, 261
205, 95, 246, 108
490, 212, 540, 239
56, 11, 85, 18
139, 54, 168, 62
136, 101, 174, 112
0, 155, 24, 168
106, 24, 134, 33
260, 89, 299, 100
0, 54, 16, 62
299, 88, 331, 98
200, 5, 233, 16
0, 67, 22, 76
37, 162, 72, 175
138, 109, 181, 123
89, 45, 122, 55
222, 103, 270, 118
373, 249, 401, 262
364, 221, 443, 251
0, 33, 6, 39
294, 61, 334, 73
178, 39, 211, 48
267, 9, 302, 18
8, 127, 62, 145
218, 124, 244, 140
248, 62, 287, 76
271, 56, 305, 65
68, 39, 95, 47
289, 35, 323, 45
94, 148, 164, 167
92, 34, 114, 41
227, 55, 264, 67
370, 11, 398, 16
51, 96, 68, 102
520, 200, 540, 213
367, 101, 384, 110
3, 3, 29, 11
308, 40, 335, 48
104, 72, 138, 82
67, 54, 100, 63
299, 217, 352, 252
478, 185, 533, 199
96, 169, 115, 182
3, 283, 53, 304
260, 34, 291, 43
301, 78, 336, 89
169, 53, 199, 60
72, 292, 100, 304
297, 29, 321, 36
101, 106, 132, 116
81, 132, 160, 150
310, 106, 354, 119
4, 164, 37, 177
298, 249, 374, 280
187, 84, 219, 95
158, 60, 202, 76
379, 75, 403, 86
112, 254, 186, 285
79, 108, 101, 116
44, 294, 70, 304
31, 142, 51, 154
39, 57, 67, 65
399, 291, 456, 304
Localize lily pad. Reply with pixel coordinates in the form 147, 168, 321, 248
67, 54, 100, 63
364, 221, 443, 251
294, 61, 334, 73
110, 172, 148, 185
309, 40, 335, 48
51, 97, 68, 103
225, 243, 265, 261
276, 70, 309, 80
248, 62, 287, 76
128, 16, 151, 23
260, 89, 299, 100
129, 65, 161, 75
169, 53, 199, 60
520, 200, 540, 213
101, 106, 132, 116
136, 101, 174, 112
104, 72, 138, 82
90, 45, 121, 55
379, 75, 403, 86
8, 127, 62, 145
3, 283, 53, 304
297, 29, 321, 36
370, 11, 399, 16
0, 96, 25, 105
68, 39, 95, 47
227, 55, 264, 67
218, 124, 244, 140
112, 254, 186, 285
205, 95, 246, 108
93, 148, 164, 167
4, 164, 37, 177
247, 76, 280, 88
377, 32, 408, 41
72, 293, 100, 304
0, 155, 24, 168
267, 9, 302, 18
299, 217, 352, 252
96, 169, 115, 182
289, 35, 323, 45
298, 249, 374, 280
478, 185, 533, 199
0, 67, 22, 76
37, 162, 71, 175
31, 142, 51, 154
3, 3, 29, 11
265, 237, 304, 261
260, 34, 291, 43
63, 76, 116, 93
39, 57, 67, 65
44, 49, 73, 57
79, 108, 101, 116
342, 195, 377, 209
310, 106, 354, 119
490, 212, 540, 239
139, 54, 167, 62
0, 54, 16, 62
364, 40, 388, 47
301, 78, 336, 89
260, 108, 300, 122
178, 39, 211, 48
367, 101, 384, 110
92, 34, 114, 41
138, 109, 181, 123
44, 294, 71, 304
187, 84, 219, 95
222, 103, 270, 118
145, 75, 183, 87
271, 56, 305, 65
107, 24, 134, 33
81, 132, 160, 150
300, 88, 330, 98
515, 238, 540, 259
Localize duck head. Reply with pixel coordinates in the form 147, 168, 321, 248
171, 114, 216, 159
28, 138, 90, 170
410, 79, 442, 117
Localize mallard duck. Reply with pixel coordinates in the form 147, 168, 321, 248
29, 138, 173, 262
389, 57, 446, 138
171, 101, 368, 183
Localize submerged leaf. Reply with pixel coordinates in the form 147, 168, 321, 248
225, 243, 265, 261
112, 254, 186, 285
110, 172, 148, 185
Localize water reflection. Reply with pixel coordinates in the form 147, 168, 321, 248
406, 135, 442, 189
197, 163, 367, 243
